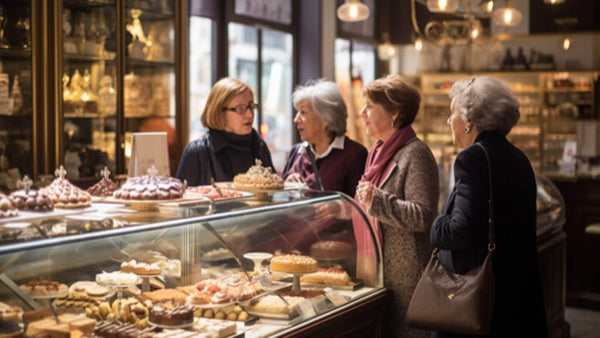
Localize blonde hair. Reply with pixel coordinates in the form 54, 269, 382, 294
201, 78, 254, 130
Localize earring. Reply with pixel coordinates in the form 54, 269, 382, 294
465, 126, 471, 134
390, 120, 395, 129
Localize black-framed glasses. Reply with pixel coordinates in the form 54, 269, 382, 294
222, 102, 259, 114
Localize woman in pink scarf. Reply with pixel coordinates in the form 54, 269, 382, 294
353, 75, 439, 338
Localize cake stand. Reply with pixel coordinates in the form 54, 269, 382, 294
96, 278, 142, 299
137, 274, 161, 292
243, 252, 273, 272
270, 268, 317, 293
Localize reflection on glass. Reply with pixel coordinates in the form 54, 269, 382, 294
0, 2, 32, 188
261, 29, 293, 173
188, 16, 213, 141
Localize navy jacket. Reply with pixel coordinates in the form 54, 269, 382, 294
431, 131, 548, 338
176, 129, 274, 186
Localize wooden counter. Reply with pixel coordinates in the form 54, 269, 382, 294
550, 177, 600, 310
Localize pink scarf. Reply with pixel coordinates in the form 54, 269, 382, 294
352, 126, 416, 285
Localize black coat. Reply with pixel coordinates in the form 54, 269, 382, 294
176, 128, 274, 186
430, 131, 548, 338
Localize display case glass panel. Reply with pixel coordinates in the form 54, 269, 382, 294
0, 1, 33, 189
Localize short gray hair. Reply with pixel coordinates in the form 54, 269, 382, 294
292, 80, 347, 137
449, 76, 520, 135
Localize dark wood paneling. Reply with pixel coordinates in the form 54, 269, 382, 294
552, 178, 600, 310
281, 290, 391, 338
530, 0, 600, 33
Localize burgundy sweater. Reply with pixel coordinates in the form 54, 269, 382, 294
282, 137, 368, 197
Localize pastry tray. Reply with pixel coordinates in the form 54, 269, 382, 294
246, 310, 300, 321
185, 186, 255, 202
300, 279, 364, 291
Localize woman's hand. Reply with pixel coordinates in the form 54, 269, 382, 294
285, 173, 303, 183
356, 181, 375, 209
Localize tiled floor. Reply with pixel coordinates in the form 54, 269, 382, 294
565, 307, 600, 338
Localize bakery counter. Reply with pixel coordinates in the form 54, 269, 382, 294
0, 190, 387, 337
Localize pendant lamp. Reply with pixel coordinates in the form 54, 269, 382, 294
427, 0, 459, 13
337, 0, 370, 22
492, 0, 522, 27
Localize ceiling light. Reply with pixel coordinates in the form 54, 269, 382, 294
545, 0, 565, 4
427, 0, 460, 13
562, 37, 571, 51
337, 0, 370, 22
484, 0, 494, 13
492, 1, 522, 27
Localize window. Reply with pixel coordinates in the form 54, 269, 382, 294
188, 16, 214, 141
228, 23, 293, 172
335, 38, 376, 147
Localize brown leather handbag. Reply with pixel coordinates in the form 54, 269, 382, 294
406, 143, 495, 335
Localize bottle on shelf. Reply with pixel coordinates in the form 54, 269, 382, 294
11, 75, 22, 115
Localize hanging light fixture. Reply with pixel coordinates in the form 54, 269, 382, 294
483, 0, 494, 13
377, 43, 397, 61
545, 0, 566, 4
492, 0, 522, 27
426, 0, 460, 13
562, 36, 571, 51
337, 0, 370, 22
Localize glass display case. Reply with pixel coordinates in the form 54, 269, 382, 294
61, 0, 118, 181
0, 1, 33, 190
0, 190, 384, 337
535, 174, 566, 237
59, 0, 181, 182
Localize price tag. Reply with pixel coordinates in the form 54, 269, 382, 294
325, 290, 348, 306
296, 299, 316, 319
309, 294, 329, 313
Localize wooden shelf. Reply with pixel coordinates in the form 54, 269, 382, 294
64, 113, 116, 119
64, 53, 116, 62
0, 48, 31, 58
127, 58, 175, 68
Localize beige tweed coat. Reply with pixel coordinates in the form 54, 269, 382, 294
368, 137, 439, 338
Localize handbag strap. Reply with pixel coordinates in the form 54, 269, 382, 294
475, 143, 495, 252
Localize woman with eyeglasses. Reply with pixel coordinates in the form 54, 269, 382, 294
176, 77, 274, 186
354, 74, 439, 338
283, 80, 367, 197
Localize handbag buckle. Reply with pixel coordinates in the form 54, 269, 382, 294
447, 293, 455, 300
488, 242, 496, 252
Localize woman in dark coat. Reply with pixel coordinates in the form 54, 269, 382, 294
430, 76, 548, 338
176, 78, 274, 186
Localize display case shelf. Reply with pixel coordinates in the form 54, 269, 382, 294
0, 49, 31, 58
64, 53, 116, 62
127, 58, 175, 68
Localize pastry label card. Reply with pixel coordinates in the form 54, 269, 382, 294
297, 299, 316, 319
325, 289, 348, 306
128, 132, 170, 177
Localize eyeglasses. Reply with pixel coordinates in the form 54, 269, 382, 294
223, 102, 259, 114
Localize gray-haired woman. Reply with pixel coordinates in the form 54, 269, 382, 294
430, 76, 548, 337
283, 80, 367, 197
